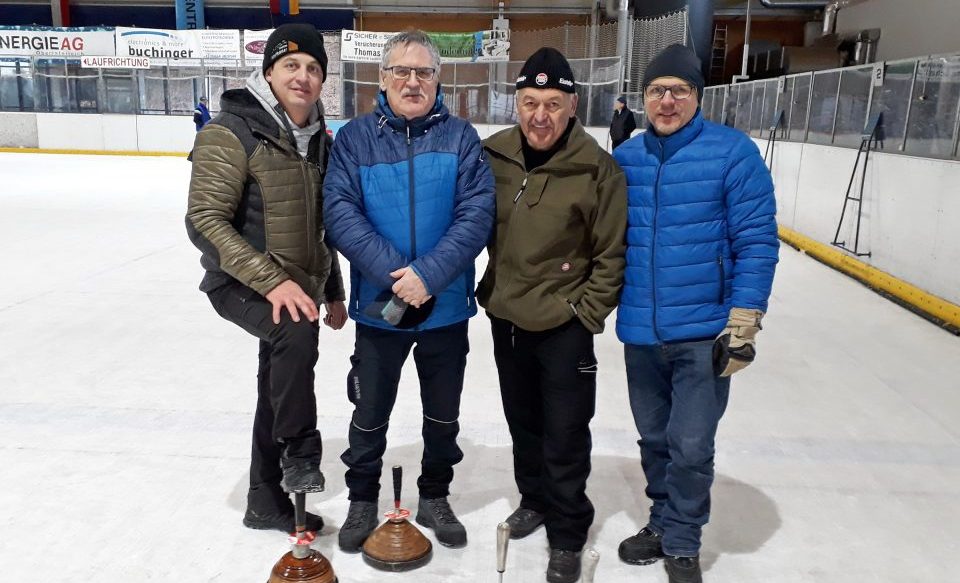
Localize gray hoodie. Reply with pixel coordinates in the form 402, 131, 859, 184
245, 69, 324, 159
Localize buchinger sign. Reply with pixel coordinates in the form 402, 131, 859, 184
115, 27, 240, 65
0, 27, 115, 57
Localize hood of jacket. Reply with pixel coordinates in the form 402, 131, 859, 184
240, 69, 325, 157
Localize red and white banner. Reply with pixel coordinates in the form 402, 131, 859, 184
0, 28, 114, 57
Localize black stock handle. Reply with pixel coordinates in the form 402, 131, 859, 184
392, 465, 402, 508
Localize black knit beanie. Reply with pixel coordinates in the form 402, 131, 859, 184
642, 44, 704, 99
516, 47, 576, 93
262, 24, 328, 81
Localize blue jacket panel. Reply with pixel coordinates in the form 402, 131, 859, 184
323, 92, 495, 331
613, 111, 779, 346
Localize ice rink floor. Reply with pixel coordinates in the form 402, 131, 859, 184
1, 152, 959, 582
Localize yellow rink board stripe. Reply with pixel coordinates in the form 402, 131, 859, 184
0, 147, 188, 157
778, 225, 960, 330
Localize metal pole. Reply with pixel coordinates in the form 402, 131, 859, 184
829, 71, 842, 143
616, 0, 629, 89
899, 60, 919, 152
740, 0, 752, 79
15, 60, 25, 111
586, 57, 594, 127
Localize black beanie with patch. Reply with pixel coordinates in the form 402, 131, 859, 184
642, 43, 704, 99
262, 23, 328, 80
516, 47, 576, 93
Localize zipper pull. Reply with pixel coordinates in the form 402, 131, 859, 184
406, 124, 412, 145
513, 177, 528, 203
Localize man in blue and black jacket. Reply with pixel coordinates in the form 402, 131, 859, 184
323, 30, 495, 553
613, 44, 779, 583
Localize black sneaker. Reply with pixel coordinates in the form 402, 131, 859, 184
415, 497, 467, 548
243, 508, 324, 533
338, 500, 378, 552
618, 526, 665, 565
504, 507, 545, 539
665, 555, 702, 583
546, 549, 581, 583
280, 462, 325, 494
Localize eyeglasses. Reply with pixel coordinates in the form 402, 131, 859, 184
644, 84, 695, 100
382, 66, 438, 82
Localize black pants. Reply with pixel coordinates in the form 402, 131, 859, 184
208, 282, 321, 514
341, 321, 469, 502
490, 314, 597, 551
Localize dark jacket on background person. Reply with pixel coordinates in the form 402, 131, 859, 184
610, 106, 637, 148
186, 78, 343, 304
478, 119, 627, 334
323, 91, 495, 331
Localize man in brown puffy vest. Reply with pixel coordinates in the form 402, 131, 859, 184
186, 23, 346, 533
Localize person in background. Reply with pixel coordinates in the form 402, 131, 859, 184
613, 43, 779, 583
193, 96, 211, 131
609, 95, 637, 150
186, 23, 346, 534
479, 47, 627, 583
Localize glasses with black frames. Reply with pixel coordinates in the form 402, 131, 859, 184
382, 66, 438, 82
644, 83, 695, 100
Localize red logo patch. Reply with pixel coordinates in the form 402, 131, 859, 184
535, 72, 548, 85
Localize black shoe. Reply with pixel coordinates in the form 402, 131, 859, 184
504, 507, 545, 539
546, 549, 581, 583
280, 462, 325, 494
618, 526, 665, 565
338, 500, 379, 552
665, 555, 702, 583
415, 497, 467, 548
243, 508, 324, 533
279, 432, 324, 493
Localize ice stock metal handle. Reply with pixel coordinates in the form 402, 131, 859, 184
392, 465, 402, 509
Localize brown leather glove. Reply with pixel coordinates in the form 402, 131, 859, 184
713, 308, 764, 377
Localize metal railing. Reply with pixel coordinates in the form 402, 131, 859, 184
700, 53, 960, 161
0, 55, 623, 127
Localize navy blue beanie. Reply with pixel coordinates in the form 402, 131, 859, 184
642, 44, 704, 99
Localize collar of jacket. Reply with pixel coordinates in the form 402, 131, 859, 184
375, 87, 448, 138
643, 108, 704, 160
217, 70, 323, 152
485, 118, 599, 172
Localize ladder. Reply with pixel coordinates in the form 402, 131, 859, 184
709, 23, 728, 86
832, 113, 883, 258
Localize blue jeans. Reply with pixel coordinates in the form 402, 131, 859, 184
624, 340, 731, 557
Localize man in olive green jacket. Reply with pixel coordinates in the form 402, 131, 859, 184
477, 47, 627, 583
186, 24, 346, 533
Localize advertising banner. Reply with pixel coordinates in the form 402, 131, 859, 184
339, 30, 393, 64
115, 27, 240, 65
340, 29, 509, 64
242, 29, 273, 67
0, 27, 115, 57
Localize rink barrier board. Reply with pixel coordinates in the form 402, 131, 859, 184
0, 147, 188, 157
778, 225, 960, 333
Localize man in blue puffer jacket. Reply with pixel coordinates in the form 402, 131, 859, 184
323, 30, 495, 553
613, 44, 779, 583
